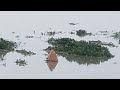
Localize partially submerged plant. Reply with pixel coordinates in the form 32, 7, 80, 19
16, 49, 36, 56
45, 38, 114, 65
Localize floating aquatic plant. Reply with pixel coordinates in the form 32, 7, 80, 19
16, 49, 36, 56
15, 59, 27, 66
45, 38, 114, 65
76, 29, 92, 37
0, 38, 17, 51
111, 32, 120, 39
46, 38, 114, 57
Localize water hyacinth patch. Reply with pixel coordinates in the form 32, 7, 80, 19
46, 38, 114, 57
16, 49, 36, 56
0, 38, 17, 51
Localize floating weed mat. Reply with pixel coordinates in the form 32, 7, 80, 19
0, 38, 17, 60
16, 49, 36, 56
0, 38, 17, 51
15, 59, 27, 66
46, 38, 114, 57
76, 29, 92, 37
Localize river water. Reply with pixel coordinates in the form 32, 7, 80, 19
0, 11, 120, 79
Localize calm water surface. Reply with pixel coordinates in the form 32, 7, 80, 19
0, 11, 120, 79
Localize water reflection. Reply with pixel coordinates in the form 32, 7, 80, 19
46, 60, 58, 71
58, 53, 111, 65
0, 50, 11, 61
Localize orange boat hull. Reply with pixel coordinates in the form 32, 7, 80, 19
48, 50, 58, 62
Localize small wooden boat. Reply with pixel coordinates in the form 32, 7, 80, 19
47, 50, 58, 62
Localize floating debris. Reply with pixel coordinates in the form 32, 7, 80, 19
15, 59, 27, 66
16, 49, 36, 56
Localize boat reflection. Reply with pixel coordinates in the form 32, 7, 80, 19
46, 60, 58, 71
46, 49, 58, 71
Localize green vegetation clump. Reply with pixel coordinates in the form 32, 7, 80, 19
58, 53, 111, 65
0, 38, 17, 60
76, 30, 92, 37
111, 32, 120, 39
0, 38, 17, 50
16, 49, 36, 56
15, 59, 27, 66
46, 38, 114, 57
